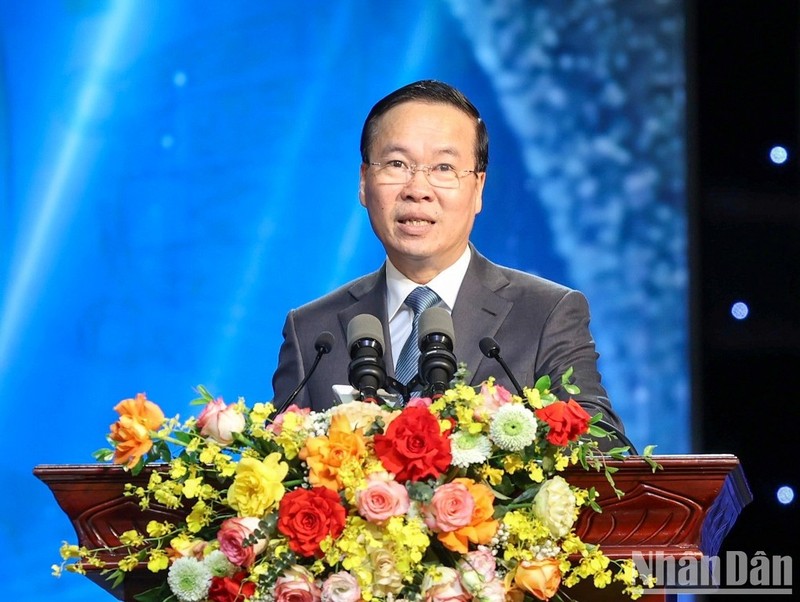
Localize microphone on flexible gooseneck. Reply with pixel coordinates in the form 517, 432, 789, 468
275, 331, 335, 414
347, 314, 387, 403
478, 336, 638, 454
417, 307, 457, 397
479, 336, 524, 396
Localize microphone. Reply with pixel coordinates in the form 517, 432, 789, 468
417, 307, 457, 397
347, 314, 387, 403
275, 331, 335, 414
479, 336, 523, 397
478, 336, 638, 454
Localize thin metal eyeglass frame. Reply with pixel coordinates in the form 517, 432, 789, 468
367, 162, 477, 189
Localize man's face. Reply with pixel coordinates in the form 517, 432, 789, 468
359, 101, 485, 283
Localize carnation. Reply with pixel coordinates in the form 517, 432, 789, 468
167, 556, 212, 602
489, 404, 537, 451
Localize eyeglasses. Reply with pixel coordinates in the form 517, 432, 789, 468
368, 160, 477, 189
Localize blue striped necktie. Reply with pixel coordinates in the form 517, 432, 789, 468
395, 286, 441, 390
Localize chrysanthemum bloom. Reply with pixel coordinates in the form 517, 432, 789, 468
110, 393, 165, 467
166, 556, 212, 602
488, 404, 537, 452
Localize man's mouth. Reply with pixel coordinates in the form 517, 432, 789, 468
399, 218, 434, 226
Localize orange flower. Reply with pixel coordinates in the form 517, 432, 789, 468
437, 478, 499, 553
513, 559, 562, 601
300, 414, 367, 491
109, 393, 165, 468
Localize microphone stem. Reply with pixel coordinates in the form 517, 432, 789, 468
275, 348, 325, 414
495, 354, 524, 397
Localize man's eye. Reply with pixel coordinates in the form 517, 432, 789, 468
432, 164, 456, 173
386, 160, 407, 169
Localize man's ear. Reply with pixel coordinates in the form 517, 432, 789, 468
358, 163, 368, 207
473, 171, 486, 215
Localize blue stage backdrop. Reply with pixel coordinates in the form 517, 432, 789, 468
0, 1, 685, 599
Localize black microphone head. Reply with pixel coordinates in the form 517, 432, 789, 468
314, 331, 335, 354
346, 314, 384, 351
419, 307, 454, 345
479, 336, 500, 358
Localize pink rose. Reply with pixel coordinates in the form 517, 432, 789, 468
216, 517, 266, 567
357, 473, 410, 524
405, 396, 433, 409
275, 565, 322, 602
424, 482, 475, 533
457, 546, 497, 592
197, 397, 245, 445
268, 404, 311, 435
475, 382, 513, 420
421, 567, 470, 602
321, 571, 361, 602
476, 580, 507, 602
425, 483, 475, 533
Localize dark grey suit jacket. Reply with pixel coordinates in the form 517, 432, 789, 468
271, 247, 624, 431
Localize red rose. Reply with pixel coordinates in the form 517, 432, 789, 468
373, 406, 451, 482
208, 571, 256, 602
277, 487, 347, 557
535, 399, 591, 447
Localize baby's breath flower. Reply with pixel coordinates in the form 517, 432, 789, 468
489, 404, 537, 451
167, 556, 212, 602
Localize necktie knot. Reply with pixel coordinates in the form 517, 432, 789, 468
405, 286, 441, 316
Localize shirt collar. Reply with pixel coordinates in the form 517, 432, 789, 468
385, 246, 472, 321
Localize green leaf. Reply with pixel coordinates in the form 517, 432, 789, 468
134, 582, 174, 602
534, 374, 552, 392
560, 366, 574, 384
606, 446, 631, 458
643, 444, 658, 457
563, 384, 581, 395
92, 448, 115, 462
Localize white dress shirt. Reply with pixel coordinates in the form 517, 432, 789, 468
385, 246, 472, 370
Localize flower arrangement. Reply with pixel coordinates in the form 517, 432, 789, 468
54, 369, 659, 602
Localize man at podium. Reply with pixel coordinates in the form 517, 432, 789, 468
271, 79, 624, 435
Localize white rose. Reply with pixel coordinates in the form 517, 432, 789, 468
533, 475, 577, 538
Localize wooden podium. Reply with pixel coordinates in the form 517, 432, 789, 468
35, 454, 751, 602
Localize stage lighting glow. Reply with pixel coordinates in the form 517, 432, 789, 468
0, 2, 135, 383
776, 486, 794, 505
769, 145, 788, 164
730, 301, 749, 320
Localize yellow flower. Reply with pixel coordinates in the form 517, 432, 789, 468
119, 530, 145, 547
503, 454, 524, 474
301, 414, 366, 491
118, 554, 140, 572
182, 476, 203, 499
227, 453, 288, 516
147, 549, 169, 573
186, 500, 213, 533
146, 520, 174, 538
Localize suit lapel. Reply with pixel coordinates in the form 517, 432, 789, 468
336, 265, 397, 375
452, 250, 513, 385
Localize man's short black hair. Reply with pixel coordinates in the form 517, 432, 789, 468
360, 79, 489, 172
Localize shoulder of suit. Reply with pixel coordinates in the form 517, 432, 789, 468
291, 268, 384, 316
470, 249, 575, 299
